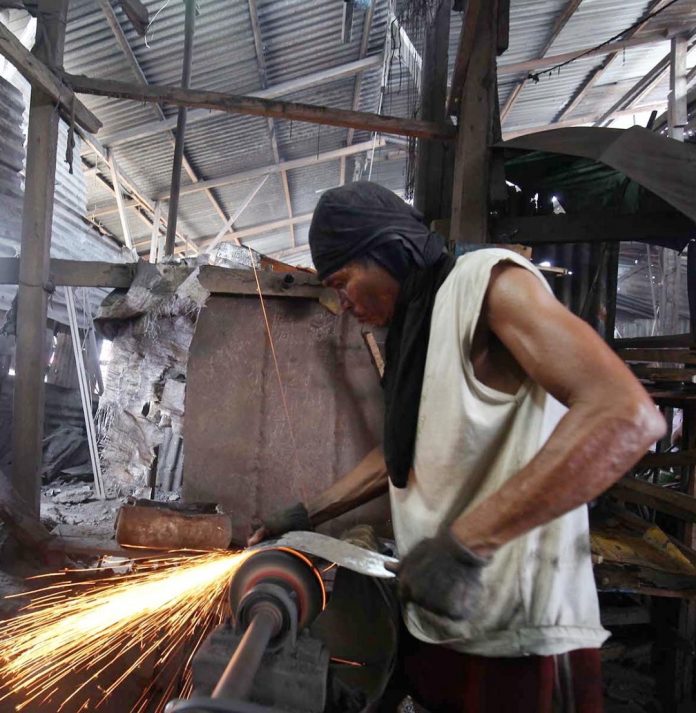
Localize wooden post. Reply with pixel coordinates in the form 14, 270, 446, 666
449, 0, 501, 244
109, 152, 135, 255
414, 0, 453, 225
669, 34, 688, 142
12, 0, 68, 515
164, 0, 196, 256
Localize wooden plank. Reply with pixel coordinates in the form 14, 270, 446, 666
618, 349, 696, 364
450, 0, 498, 243
631, 366, 696, 383
500, 0, 583, 123
492, 213, 696, 246
156, 139, 384, 201
615, 334, 695, 349
97, 56, 383, 147
12, 0, 69, 515
414, 0, 453, 223
637, 450, 696, 467
447, 0, 482, 117
609, 477, 696, 522
497, 31, 670, 77
65, 73, 456, 141
669, 34, 689, 141
0, 258, 331, 300
0, 20, 101, 133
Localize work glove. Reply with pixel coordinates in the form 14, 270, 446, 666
385, 530, 490, 620
247, 502, 312, 546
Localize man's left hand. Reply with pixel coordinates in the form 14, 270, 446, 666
385, 531, 490, 620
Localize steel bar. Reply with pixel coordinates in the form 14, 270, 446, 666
165, 0, 196, 256
211, 609, 278, 701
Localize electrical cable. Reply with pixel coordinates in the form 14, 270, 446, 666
527, 0, 684, 83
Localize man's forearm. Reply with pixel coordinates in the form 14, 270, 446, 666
450, 398, 665, 557
307, 447, 389, 526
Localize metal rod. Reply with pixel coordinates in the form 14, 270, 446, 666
165, 0, 196, 256
212, 609, 278, 702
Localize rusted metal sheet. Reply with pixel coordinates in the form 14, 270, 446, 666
115, 503, 233, 550
183, 295, 387, 544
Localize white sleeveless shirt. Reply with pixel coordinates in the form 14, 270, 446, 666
389, 249, 609, 657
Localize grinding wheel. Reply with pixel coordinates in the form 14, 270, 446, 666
229, 549, 325, 631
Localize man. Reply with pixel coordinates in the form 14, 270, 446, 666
249, 182, 665, 711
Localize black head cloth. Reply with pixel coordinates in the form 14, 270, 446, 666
308, 181, 456, 489
309, 181, 444, 281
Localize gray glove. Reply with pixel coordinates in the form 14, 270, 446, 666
385, 531, 490, 620
247, 502, 312, 546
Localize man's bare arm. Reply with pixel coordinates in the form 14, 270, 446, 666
308, 447, 388, 526
450, 264, 666, 557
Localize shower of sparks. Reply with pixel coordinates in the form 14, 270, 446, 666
0, 550, 251, 712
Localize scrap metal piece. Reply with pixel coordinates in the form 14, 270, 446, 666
255, 531, 397, 579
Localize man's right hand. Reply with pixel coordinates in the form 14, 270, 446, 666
247, 502, 312, 546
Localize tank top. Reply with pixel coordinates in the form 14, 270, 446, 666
389, 248, 609, 656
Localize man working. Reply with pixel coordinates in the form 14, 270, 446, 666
249, 182, 665, 711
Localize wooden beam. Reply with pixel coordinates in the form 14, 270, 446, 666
12, 0, 68, 515
388, 13, 422, 93
594, 50, 677, 127
501, 101, 668, 138
669, 33, 689, 141
156, 139, 384, 201
0, 19, 100, 133
108, 152, 134, 252
79, 132, 199, 254
149, 200, 162, 263
492, 213, 695, 246
609, 476, 696, 523
500, 0, 583, 123
65, 73, 456, 141
618, 348, 696, 364
615, 334, 695, 349
450, 0, 499, 243
414, 0, 452, 224
498, 31, 671, 78
0, 258, 331, 300
636, 450, 696, 467
96, 55, 384, 148
447, 0, 482, 117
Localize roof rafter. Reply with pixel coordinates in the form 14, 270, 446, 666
247, 0, 294, 246
500, 0, 583, 123
92, 55, 383, 148
96, 0, 231, 229
553, 0, 675, 123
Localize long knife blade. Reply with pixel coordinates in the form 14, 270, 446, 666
252, 531, 397, 579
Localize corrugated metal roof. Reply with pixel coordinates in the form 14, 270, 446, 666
5, 0, 693, 269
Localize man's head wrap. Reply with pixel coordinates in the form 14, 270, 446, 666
308, 181, 457, 489
309, 182, 445, 281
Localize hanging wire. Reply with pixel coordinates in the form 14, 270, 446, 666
527, 0, 683, 83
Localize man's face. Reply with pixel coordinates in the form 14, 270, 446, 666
324, 261, 400, 327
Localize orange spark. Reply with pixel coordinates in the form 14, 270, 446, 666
0, 550, 251, 712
